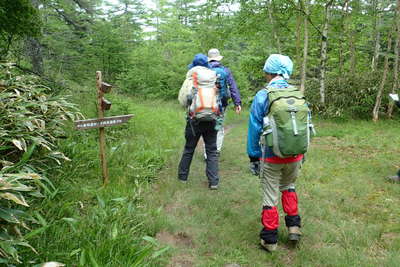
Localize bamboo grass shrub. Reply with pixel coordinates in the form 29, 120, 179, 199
304, 73, 385, 119
0, 63, 79, 264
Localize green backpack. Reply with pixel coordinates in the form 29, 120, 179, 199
262, 86, 315, 158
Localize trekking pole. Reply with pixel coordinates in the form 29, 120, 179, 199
188, 118, 196, 137
260, 137, 266, 179
186, 96, 196, 137
260, 116, 272, 178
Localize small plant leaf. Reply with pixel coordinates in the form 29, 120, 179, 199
0, 192, 29, 206
12, 139, 24, 151
39, 262, 65, 267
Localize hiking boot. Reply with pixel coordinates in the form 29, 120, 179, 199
178, 178, 188, 183
260, 239, 277, 252
209, 184, 218, 190
288, 226, 302, 244
386, 175, 400, 183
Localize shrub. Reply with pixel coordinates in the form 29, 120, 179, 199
305, 72, 388, 119
0, 63, 79, 264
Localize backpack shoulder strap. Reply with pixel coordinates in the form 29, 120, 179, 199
192, 71, 198, 89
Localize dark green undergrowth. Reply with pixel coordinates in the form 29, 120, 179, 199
23, 88, 186, 266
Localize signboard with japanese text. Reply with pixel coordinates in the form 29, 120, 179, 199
75, 115, 133, 130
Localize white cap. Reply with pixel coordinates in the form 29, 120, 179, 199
207, 48, 223, 62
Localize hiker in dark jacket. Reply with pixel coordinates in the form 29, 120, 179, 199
203, 48, 242, 158
247, 54, 305, 252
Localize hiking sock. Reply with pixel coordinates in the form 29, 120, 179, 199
260, 228, 278, 244
282, 189, 301, 228
285, 215, 301, 228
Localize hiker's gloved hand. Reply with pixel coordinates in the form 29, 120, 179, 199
249, 157, 260, 176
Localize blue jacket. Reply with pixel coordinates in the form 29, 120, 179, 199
247, 78, 290, 159
209, 61, 241, 107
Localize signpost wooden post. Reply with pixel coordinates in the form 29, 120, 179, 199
74, 71, 133, 185
97, 71, 109, 185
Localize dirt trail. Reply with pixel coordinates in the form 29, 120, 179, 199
150, 118, 255, 266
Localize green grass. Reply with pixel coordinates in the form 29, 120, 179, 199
144, 111, 400, 266
25, 90, 400, 266
24, 90, 186, 266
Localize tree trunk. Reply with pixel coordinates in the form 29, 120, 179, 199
319, 0, 333, 105
348, 5, 357, 72
26, 0, 43, 75
338, 0, 349, 86
267, 0, 281, 53
371, 17, 382, 72
387, 0, 400, 117
371, 0, 381, 71
372, 30, 393, 122
26, 37, 43, 75
300, 0, 309, 93
295, 10, 302, 70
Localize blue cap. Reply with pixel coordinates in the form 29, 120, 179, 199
188, 53, 210, 69
263, 54, 293, 79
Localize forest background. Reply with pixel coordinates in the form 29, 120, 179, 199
1, 0, 400, 265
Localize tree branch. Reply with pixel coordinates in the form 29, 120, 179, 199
287, 0, 324, 37
72, 0, 94, 14
53, 7, 87, 32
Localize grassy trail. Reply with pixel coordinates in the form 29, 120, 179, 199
145, 111, 400, 266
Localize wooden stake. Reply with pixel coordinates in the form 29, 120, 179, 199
96, 71, 109, 185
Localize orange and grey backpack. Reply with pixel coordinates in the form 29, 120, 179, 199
188, 66, 220, 121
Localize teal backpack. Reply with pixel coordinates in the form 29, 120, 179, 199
262, 86, 315, 158
212, 66, 230, 102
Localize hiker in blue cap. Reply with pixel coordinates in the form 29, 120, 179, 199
187, 53, 210, 69
248, 54, 294, 176
178, 53, 220, 190
247, 54, 314, 252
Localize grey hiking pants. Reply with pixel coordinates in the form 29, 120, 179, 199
178, 119, 219, 186
261, 160, 302, 207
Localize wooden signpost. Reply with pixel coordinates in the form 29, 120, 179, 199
74, 71, 134, 185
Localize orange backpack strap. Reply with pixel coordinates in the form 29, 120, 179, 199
196, 87, 205, 112
192, 72, 206, 113
191, 72, 200, 115
192, 72, 198, 88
